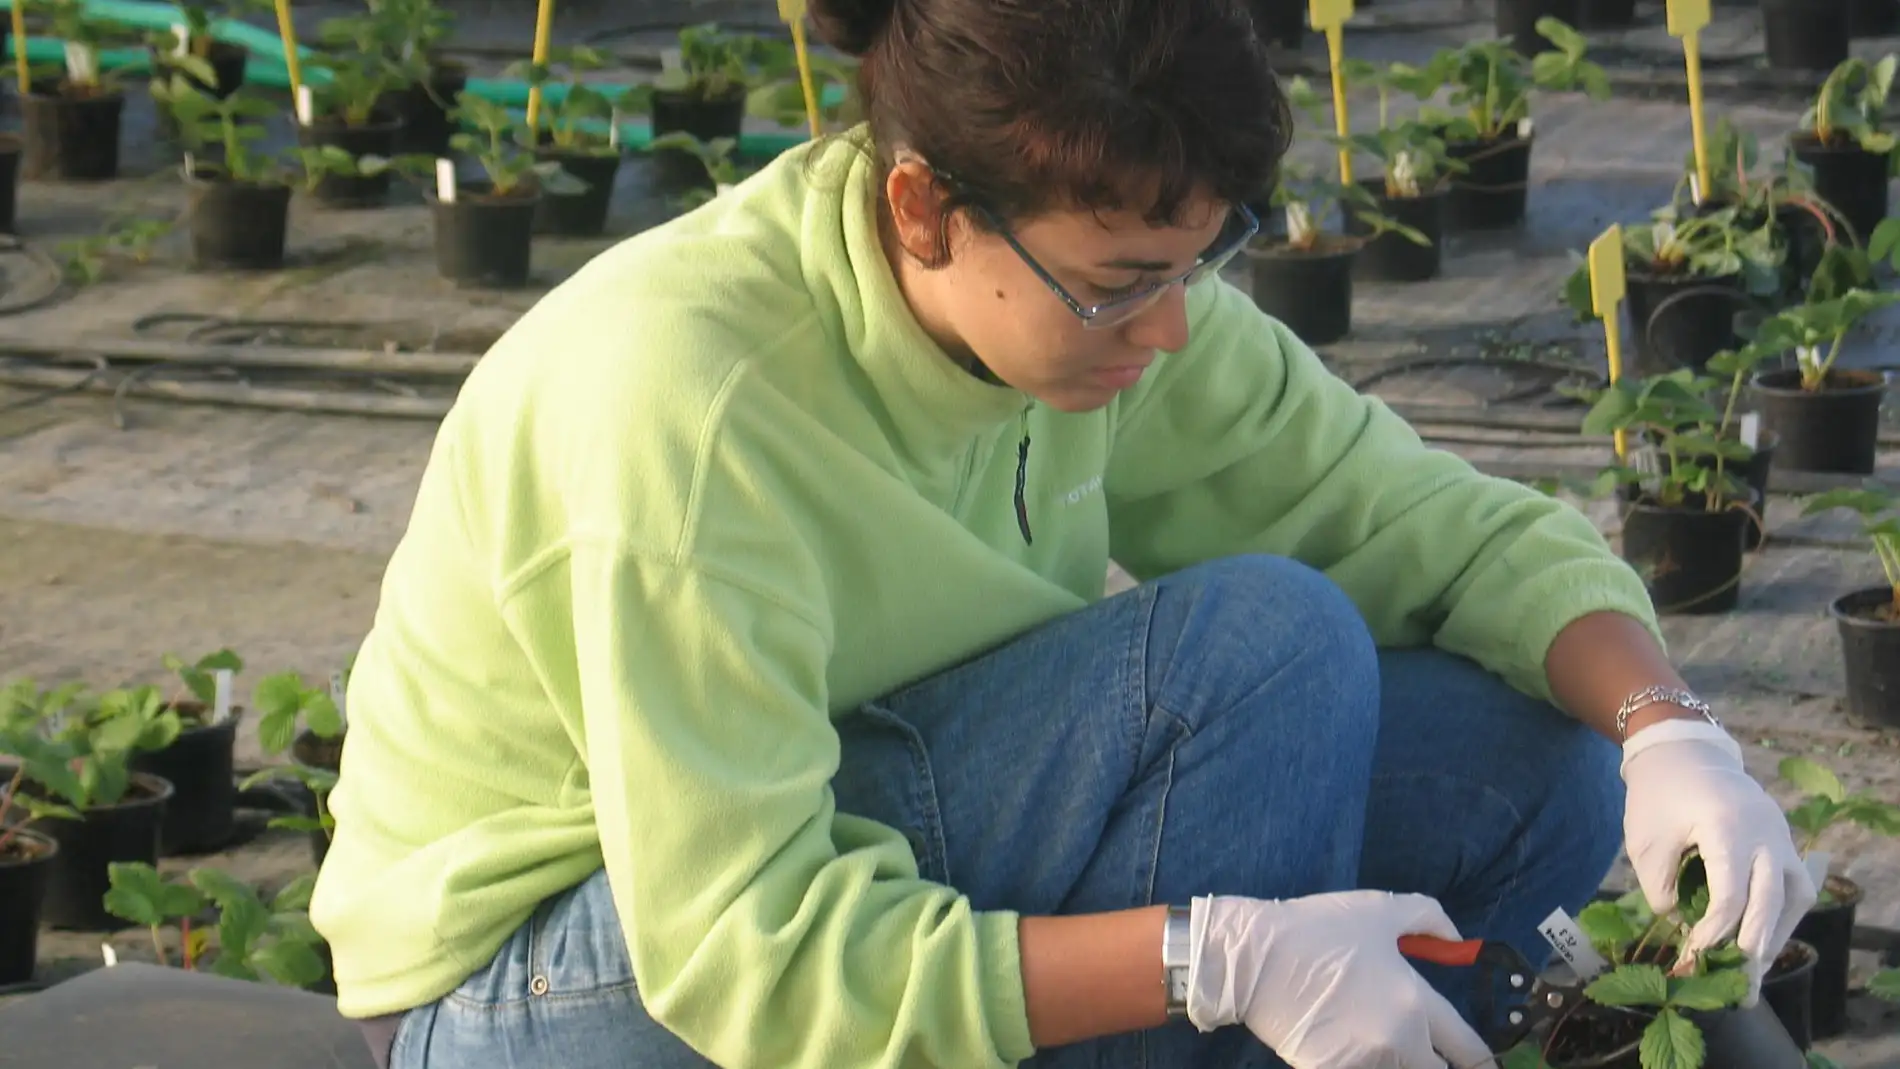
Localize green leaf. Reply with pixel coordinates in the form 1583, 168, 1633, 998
190, 867, 271, 961
251, 936, 328, 987
1667, 969, 1749, 1011
1780, 756, 1846, 802
1786, 796, 1844, 838
102, 861, 167, 926
1869, 968, 1900, 1002
1585, 963, 1670, 1007
1577, 899, 1641, 959
1640, 1008, 1705, 1069
272, 872, 317, 912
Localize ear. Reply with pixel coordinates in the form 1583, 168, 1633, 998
884, 156, 958, 264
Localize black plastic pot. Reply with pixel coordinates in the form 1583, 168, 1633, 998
151, 40, 247, 98
1850, 0, 1900, 35
1445, 128, 1533, 230
1497, 0, 1582, 53
1760, 939, 1820, 1051
1547, 999, 1804, 1069
0, 134, 20, 235
292, 729, 342, 869
1659, 430, 1777, 550
1752, 367, 1885, 475
1579, 0, 1637, 28
649, 87, 745, 193
532, 147, 621, 236
1344, 180, 1447, 282
1762, 0, 1850, 71
1248, 0, 1307, 48
297, 113, 403, 209
1625, 270, 1741, 375
1831, 587, 1900, 728
0, 829, 56, 986
128, 704, 242, 854
1246, 237, 1360, 346
185, 178, 291, 270
38, 773, 172, 931
433, 183, 538, 288
1793, 876, 1862, 1041
1621, 495, 1750, 615
21, 86, 124, 181
1791, 133, 1891, 248
382, 60, 468, 158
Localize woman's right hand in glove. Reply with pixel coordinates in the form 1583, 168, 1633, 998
1185, 891, 1497, 1069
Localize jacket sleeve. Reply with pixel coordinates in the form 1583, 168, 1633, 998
1103, 280, 1660, 699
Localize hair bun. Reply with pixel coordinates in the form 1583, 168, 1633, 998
807, 0, 896, 56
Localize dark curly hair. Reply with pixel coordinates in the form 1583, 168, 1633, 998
809, 0, 1295, 266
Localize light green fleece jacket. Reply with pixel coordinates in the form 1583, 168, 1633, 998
309, 129, 1656, 1067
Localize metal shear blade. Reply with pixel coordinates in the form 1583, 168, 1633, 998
1398, 936, 1583, 1053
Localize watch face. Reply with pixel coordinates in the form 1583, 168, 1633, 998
1169, 969, 1190, 1002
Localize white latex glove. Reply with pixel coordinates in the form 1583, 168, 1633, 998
1185, 891, 1496, 1069
1621, 719, 1818, 1002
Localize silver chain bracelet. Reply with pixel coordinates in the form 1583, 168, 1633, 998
1615, 685, 1719, 741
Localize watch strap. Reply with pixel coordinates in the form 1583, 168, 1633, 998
1162, 904, 1192, 1020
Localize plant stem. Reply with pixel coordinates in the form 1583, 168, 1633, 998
181, 917, 196, 970
1804, 332, 1846, 391
150, 924, 169, 968
0, 766, 25, 856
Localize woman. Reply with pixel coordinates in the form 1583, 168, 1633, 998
311, 0, 1814, 1066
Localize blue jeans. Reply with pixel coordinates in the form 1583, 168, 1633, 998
384, 555, 1626, 1069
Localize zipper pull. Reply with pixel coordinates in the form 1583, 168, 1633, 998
1013, 408, 1032, 546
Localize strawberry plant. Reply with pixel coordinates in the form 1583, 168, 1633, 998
104, 861, 327, 987
1800, 486, 1900, 621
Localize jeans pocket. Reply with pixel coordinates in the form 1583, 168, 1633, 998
833, 702, 950, 885
526, 869, 636, 1000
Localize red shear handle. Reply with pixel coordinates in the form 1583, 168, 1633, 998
1397, 935, 1485, 968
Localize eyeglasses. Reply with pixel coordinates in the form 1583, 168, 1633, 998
977, 201, 1260, 331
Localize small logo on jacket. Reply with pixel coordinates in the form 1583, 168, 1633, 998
1063, 474, 1104, 505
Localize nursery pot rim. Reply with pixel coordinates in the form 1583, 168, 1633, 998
1828, 585, 1900, 631
1767, 936, 1820, 978
1624, 265, 1742, 288
161, 699, 249, 734
433, 183, 543, 208
1752, 366, 1886, 395
186, 173, 291, 194
24, 84, 125, 105
29, 770, 177, 814
650, 83, 748, 108
1810, 872, 1864, 913
1445, 123, 1536, 151
534, 140, 622, 161
0, 826, 58, 868
1358, 177, 1453, 203
300, 111, 404, 138
1789, 129, 1881, 155
1246, 233, 1366, 260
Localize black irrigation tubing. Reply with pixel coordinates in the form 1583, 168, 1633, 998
1348, 354, 1605, 405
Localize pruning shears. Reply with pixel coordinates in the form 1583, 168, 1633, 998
1398, 936, 1588, 1053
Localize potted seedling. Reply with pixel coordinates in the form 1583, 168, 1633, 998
372, 0, 462, 157
748, 52, 862, 134
21, 0, 132, 181
508, 46, 623, 237
1336, 61, 1460, 283
296, 10, 416, 208
104, 863, 329, 988
1746, 284, 1898, 474
1800, 486, 1900, 728
1792, 56, 1898, 247
118, 648, 245, 854
1684, 120, 1848, 309
1764, 0, 1851, 74
649, 23, 785, 192
1665, 342, 1779, 550
241, 669, 345, 867
1777, 756, 1900, 1037
152, 78, 296, 271
1583, 369, 1759, 615
145, 0, 272, 102
0, 681, 176, 931
433, 93, 581, 288
1563, 205, 1780, 375
0, 680, 82, 986
1508, 856, 1801, 1069
1418, 18, 1609, 230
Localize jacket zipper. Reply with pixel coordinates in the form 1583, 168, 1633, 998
1012, 404, 1033, 546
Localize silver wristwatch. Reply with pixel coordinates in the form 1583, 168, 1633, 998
1162, 904, 1192, 1020
1615, 685, 1719, 741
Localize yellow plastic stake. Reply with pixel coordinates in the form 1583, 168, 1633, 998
1588, 224, 1631, 461
12, 0, 28, 96
1667, 0, 1713, 202
778, 0, 821, 139
523, 0, 555, 132
1310, 0, 1356, 185
273, 0, 302, 104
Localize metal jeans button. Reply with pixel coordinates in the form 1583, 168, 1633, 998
529, 975, 550, 996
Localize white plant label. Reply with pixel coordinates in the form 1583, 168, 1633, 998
1739, 412, 1760, 450
182, 152, 197, 178
171, 23, 190, 57
65, 43, 97, 84
295, 84, 315, 125
660, 47, 683, 75
211, 669, 234, 724
435, 158, 458, 203
1538, 908, 1610, 979
716, 182, 735, 197
608, 105, 620, 149
101, 943, 118, 967
1285, 202, 1315, 249
1806, 850, 1832, 889
1518, 117, 1534, 138
330, 669, 349, 727
1687, 172, 1703, 206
